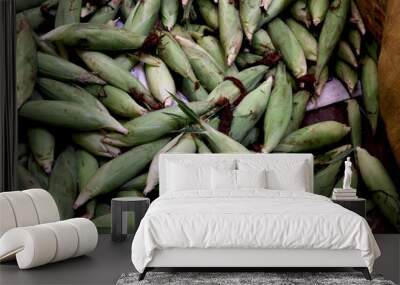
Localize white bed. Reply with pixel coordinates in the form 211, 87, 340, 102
131, 154, 380, 280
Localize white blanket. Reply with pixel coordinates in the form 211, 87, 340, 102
131, 190, 380, 272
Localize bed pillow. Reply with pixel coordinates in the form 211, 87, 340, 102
211, 168, 236, 190
236, 169, 267, 189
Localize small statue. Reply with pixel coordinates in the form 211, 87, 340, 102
343, 157, 353, 190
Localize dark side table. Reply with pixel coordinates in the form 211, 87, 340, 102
332, 198, 366, 218
111, 197, 150, 242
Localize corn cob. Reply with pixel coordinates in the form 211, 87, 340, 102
197, 0, 218, 30
365, 38, 379, 62
181, 78, 209, 101
16, 0, 48, 13
241, 128, 260, 147
113, 54, 138, 71
77, 50, 160, 109
195, 35, 228, 73
119, 173, 148, 192
259, 0, 296, 26
347, 29, 361, 56
94, 203, 111, 218
124, 0, 160, 37
18, 0, 56, 31
315, 0, 350, 80
89, 0, 121, 24
17, 164, 41, 190
315, 66, 329, 96
235, 52, 263, 69
27, 127, 55, 174
42, 23, 147, 51
185, 24, 214, 39
16, 16, 37, 109
48, 147, 77, 220
219, 0, 243, 66
284, 90, 311, 136
334, 60, 357, 94
267, 18, 307, 78
161, 0, 179, 31
37, 52, 105, 85
337, 40, 358, 68
290, 0, 311, 28
175, 35, 224, 92
239, 0, 261, 41
346, 99, 362, 148
194, 137, 212, 153
55, 0, 81, 27
251, 29, 275, 56
357, 147, 400, 231
37, 78, 109, 114
262, 63, 292, 153
361, 56, 379, 135
335, 165, 358, 189
74, 138, 170, 208
20, 100, 128, 134
314, 160, 342, 197
121, 0, 135, 19
32, 32, 58, 57
308, 0, 329, 26
208, 65, 268, 104
286, 18, 317, 62
116, 190, 143, 198
350, 0, 365, 35
157, 31, 198, 85
275, 121, 351, 152
230, 77, 273, 142
27, 155, 49, 189
72, 132, 121, 158
144, 133, 196, 194
314, 144, 352, 165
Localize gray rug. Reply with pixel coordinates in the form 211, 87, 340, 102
116, 272, 396, 285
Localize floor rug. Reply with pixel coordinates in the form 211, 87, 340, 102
117, 271, 396, 285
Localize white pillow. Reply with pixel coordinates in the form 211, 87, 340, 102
236, 169, 267, 189
211, 168, 236, 190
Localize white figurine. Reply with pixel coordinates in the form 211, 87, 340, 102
343, 157, 353, 190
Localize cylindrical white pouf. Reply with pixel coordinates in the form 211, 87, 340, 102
1, 191, 39, 227
0, 196, 17, 237
66, 218, 98, 257
23, 189, 60, 224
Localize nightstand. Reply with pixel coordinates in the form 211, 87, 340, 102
332, 198, 366, 218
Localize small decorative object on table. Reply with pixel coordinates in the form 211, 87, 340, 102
332, 157, 358, 200
111, 197, 150, 242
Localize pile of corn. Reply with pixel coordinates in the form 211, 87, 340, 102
16, 0, 399, 232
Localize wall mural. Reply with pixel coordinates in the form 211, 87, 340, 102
15, 0, 399, 233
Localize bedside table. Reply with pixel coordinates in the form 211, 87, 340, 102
332, 198, 366, 218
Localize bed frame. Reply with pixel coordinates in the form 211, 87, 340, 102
139, 154, 372, 280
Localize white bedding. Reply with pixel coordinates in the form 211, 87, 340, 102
131, 190, 380, 273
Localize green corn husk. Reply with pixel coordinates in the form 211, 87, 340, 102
48, 147, 77, 220
27, 127, 55, 174
335, 60, 358, 94
16, 0, 48, 13
337, 40, 358, 68
124, 0, 160, 36
290, 0, 311, 28
32, 32, 58, 57
207, 65, 268, 105
197, 0, 218, 30
37, 78, 109, 114
42, 23, 147, 51
241, 128, 260, 147
185, 23, 213, 39
286, 18, 317, 62
335, 166, 358, 189
27, 155, 49, 189
37, 52, 105, 85
18, 143, 29, 167
55, 0, 81, 27
315, 0, 351, 80
235, 52, 263, 69
104, 101, 212, 147
119, 173, 148, 192
18, 0, 55, 30
365, 39, 379, 62
145, 57, 176, 107
219, 0, 243, 66
74, 138, 170, 208
72, 132, 121, 158
170, 24, 192, 40
157, 31, 198, 85
77, 50, 160, 109
267, 18, 307, 78
89, 0, 121, 24
315, 66, 329, 96
346, 99, 362, 148
309, 0, 329, 26
361, 56, 379, 135
240, 0, 262, 41
161, 0, 179, 31
284, 90, 311, 136
262, 63, 292, 153
181, 78, 208, 101
195, 35, 228, 73
94, 203, 111, 218
113, 54, 138, 71
175, 36, 224, 92
350, 0, 365, 35
16, 16, 37, 109
347, 29, 361, 56
230, 77, 273, 142
314, 160, 342, 197
17, 164, 41, 190
20, 100, 128, 134
121, 0, 136, 19
194, 137, 212, 153
144, 133, 197, 194
116, 190, 143, 198
76, 150, 98, 219
357, 147, 400, 231
275, 121, 351, 152
251, 29, 275, 56
314, 144, 353, 165
259, 0, 296, 26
